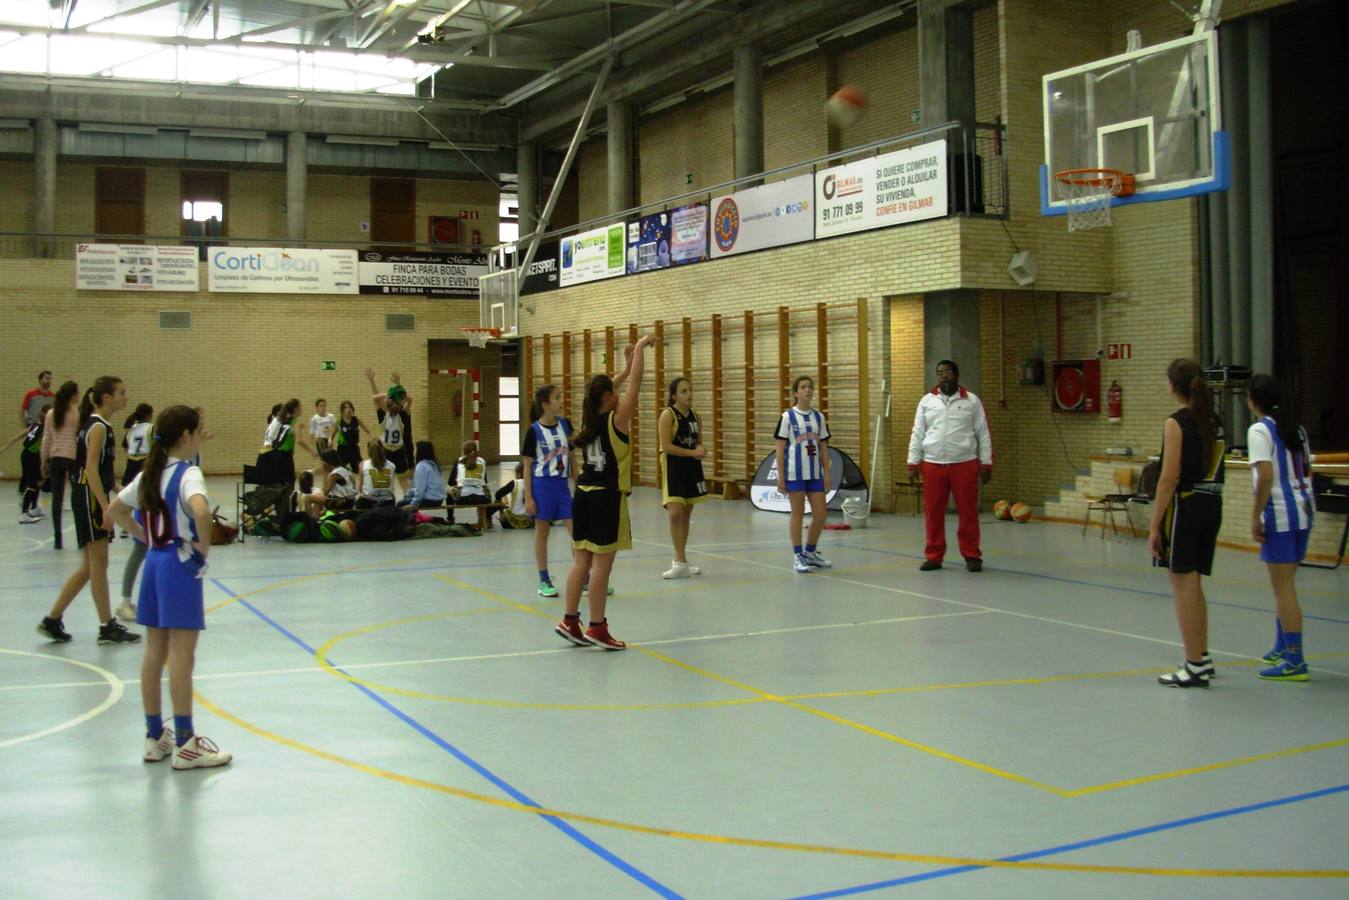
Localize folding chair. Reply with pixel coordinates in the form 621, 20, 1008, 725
1083, 467, 1138, 538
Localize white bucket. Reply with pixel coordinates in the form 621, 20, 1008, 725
841, 497, 870, 528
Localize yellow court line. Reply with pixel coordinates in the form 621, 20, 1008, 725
635, 644, 1068, 796
1065, 737, 1349, 797
313, 610, 767, 712
213, 568, 1349, 800
433, 573, 1065, 795
191, 690, 1349, 879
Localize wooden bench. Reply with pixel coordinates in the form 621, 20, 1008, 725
413, 501, 506, 529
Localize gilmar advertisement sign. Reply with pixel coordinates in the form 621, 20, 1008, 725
208, 247, 358, 294
814, 140, 948, 238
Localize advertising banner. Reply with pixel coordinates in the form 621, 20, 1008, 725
358, 250, 488, 297
814, 139, 948, 239
519, 241, 560, 295
626, 213, 671, 273
748, 447, 869, 512
75, 244, 199, 292
207, 247, 358, 294
709, 174, 814, 258
670, 202, 708, 265
559, 223, 626, 287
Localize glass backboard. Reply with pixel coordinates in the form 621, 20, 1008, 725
1041, 31, 1228, 215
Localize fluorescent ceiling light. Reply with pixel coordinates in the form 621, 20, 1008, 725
189, 128, 268, 140
78, 122, 157, 135
325, 134, 400, 146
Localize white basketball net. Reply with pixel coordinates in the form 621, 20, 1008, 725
1056, 171, 1122, 232
466, 329, 492, 349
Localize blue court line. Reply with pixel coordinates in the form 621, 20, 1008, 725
837, 542, 1349, 626
791, 781, 1349, 897
210, 578, 682, 899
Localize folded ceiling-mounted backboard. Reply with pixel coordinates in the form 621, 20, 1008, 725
1041, 31, 1228, 215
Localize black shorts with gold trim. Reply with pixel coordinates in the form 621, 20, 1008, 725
572, 486, 631, 553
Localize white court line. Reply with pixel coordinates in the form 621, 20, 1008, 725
644, 539, 1349, 678
0, 650, 124, 749
0, 609, 995, 691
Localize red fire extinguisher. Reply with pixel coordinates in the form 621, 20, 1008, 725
1106, 380, 1123, 423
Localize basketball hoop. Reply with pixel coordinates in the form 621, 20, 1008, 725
464, 326, 500, 349
1054, 169, 1135, 231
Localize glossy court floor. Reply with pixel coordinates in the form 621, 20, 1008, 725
2, 477, 1347, 899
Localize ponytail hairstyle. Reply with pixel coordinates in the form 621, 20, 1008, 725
530, 384, 558, 422
574, 374, 615, 449
280, 398, 301, 424
268, 403, 282, 424
1166, 358, 1215, 465
138, 405, 200, 548
124, 403, 153, 430
52, 380, 79, 429
667, 377, 689, 409
1248, 374, 1303, 453
80, 376, 123, 423
367, 439, 387, 470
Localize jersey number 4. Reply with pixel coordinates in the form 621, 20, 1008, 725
585, 442, 607, 472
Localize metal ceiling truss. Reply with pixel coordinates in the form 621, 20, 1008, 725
2, 0, 917, 146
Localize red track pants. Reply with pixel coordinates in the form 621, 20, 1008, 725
921, 459, 981, 562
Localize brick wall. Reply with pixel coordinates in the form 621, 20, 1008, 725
0, 258, 481, 477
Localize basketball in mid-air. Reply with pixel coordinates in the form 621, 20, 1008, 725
1011, 502, 1032, 523
993, 499, 1011, 520
826, 85, 867, 128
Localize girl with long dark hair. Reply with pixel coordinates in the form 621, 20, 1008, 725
522, 383, 574, 596
39, 380, 80, 547
1149, 358, 1226, 687
122, 403, 154, 487
257, 398, 316, 485
658, 376, 708, 579
554, 335, 655, 650
1246, 374, 1314, 681
333, 400, 370, 471
105, 405, 231, 769
776, 375, 834, 573
38, 376, 139, 644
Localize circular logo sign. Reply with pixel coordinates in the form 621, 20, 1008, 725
713, 198, 740, 253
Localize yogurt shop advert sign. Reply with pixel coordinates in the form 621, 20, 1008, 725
814, 139, 947, 238
560, 223, 626, 287
208, 247, 358, 294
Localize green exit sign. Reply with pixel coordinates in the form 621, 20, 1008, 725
321, 360, 336, 371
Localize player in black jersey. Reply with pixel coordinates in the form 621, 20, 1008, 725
555, 335, 655, 651
1150, 358, 1226, 688
658, 377, 709, 579
38, 375, 140, 644
334, 400, 370, 471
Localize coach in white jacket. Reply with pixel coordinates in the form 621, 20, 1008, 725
908, 359, 994, 572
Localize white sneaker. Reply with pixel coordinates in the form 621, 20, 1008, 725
143, 727, 175, 763
793, 554, 813, 573
19, 511, 40, 524
30, 507, 45, 518
805, 551, 833, 569
116, 599, 137, 621
662, 561, 692, 579
172, 735, 233, 770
